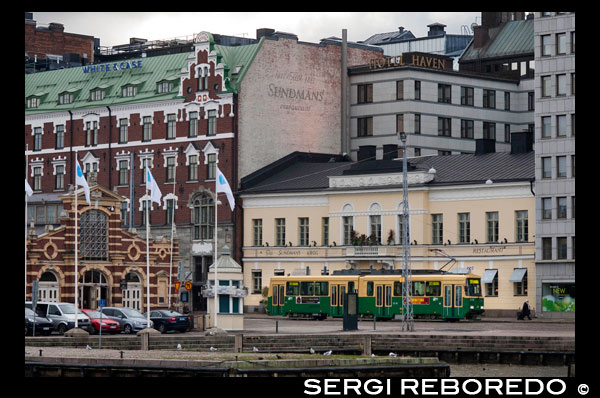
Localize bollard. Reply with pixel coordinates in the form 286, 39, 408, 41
373, 316, 376, 331
234, 334, 243, 353
276, 320, 279, 334
120, 351, 124, 359
363, 336, 372, 356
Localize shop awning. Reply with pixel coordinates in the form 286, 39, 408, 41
509, 268, 528, 283
481, 269, 498, 284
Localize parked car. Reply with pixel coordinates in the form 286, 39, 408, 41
100, 307, 153, 334
25, 301, 92, 335
81, 309, 121, 334
25, 307, 53, 336
145, 310, 191, 334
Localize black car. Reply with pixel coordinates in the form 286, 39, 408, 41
25, 307, 53, 336
146, 310, 190, 333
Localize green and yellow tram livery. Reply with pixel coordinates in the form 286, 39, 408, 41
267, 270, 483, 321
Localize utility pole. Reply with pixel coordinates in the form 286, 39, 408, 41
399, 131, 414, 332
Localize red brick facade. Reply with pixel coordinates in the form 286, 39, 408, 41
25, 20, 95, 63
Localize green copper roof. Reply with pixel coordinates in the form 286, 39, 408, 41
25, 37, 264, 115
461, 19, 533, 61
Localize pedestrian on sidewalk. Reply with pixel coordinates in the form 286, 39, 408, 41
518, 300, 531, 320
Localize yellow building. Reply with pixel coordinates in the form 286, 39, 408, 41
240, 139, 535, 316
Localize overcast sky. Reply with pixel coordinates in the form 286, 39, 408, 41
31, 12, 482, 48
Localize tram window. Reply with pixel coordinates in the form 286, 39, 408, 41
367, 282, 374, 296
286, 282, 299, 296
426, 281, 441, 296
315, 281, 329, 296
455, 286, 463, 307
466, 278, 482, 296
300, 281, 315, 295
394, 281, 402, 296
412, 281, 425, 296
376, 286, 383, 306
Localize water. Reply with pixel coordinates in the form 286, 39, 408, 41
450, 364, 568, 377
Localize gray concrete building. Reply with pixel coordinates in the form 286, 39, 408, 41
533, 12, 575, 319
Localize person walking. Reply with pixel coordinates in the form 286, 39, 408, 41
520, 300, 532, 320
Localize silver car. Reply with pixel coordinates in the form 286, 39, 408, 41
100, 307, 153, 334
25, 301, 92, 335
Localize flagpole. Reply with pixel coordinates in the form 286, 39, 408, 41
25, 144, 29, 301
145, 166, 151, 326
168, 165, 176, 310
74, 151, 79, 328
214, 190, 218, 329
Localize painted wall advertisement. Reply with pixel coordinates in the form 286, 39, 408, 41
541, 283, 575, 312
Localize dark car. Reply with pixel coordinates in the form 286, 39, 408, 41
146, 310, 190, 333
25, 307, 53, 336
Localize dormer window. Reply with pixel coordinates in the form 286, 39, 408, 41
90, 88, 105, 101
59, 92, 74, 105
122, 85, 137, 98
27, 96, 41, 109
157, 80, 173, 94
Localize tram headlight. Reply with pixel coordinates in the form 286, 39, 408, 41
470, 305, 474, 309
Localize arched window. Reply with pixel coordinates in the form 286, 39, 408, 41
39, 271, 59, 302
80, 210, 108, 260
193, 194, 214, 240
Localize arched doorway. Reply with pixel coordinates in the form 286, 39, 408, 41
38, 271, 59, 302
79, 269, 109, 310
122, 272, 142, 311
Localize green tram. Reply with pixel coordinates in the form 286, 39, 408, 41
267, 270, 484, 321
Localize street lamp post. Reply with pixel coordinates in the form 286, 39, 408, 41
398, 131, 414, 332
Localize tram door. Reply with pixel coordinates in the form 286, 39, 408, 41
443, 284, 464, 318
271, 284, 285, 315
330, 284, 346, 317
375, 283, 392, 318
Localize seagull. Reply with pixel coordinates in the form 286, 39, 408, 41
389, 352, 397, 357
210, 346, 218, 351
177, 344, 182, 350
252, 346, 259, 352
371, 354, 375, 357
323, 350, 332, 356
309, 347, 315, 354
276, 354, 282, 359
25, 351, 31, 355
86, 345, 92, 350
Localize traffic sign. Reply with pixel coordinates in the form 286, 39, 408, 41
32, 280, 39, 309
174, 281, 181, 292
184, 281, 193, 291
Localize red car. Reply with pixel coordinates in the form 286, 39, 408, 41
82, 309, 121, 334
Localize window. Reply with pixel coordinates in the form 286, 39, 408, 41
458, 213, 470, 243
557, 156, 567, 178
193, 194, 214, 240
142, 200, 151, 226
485, 272, 498, 297
426, 281, 441, 297
143, 116, 152, 141
59, 93, 73, 105
557, 115, 567, 137
252, 270, 262, 294
486, 212, 499, 243
461, 119, 474, 139
516, 210, 528, 242
141, 158, 152, 183
483, 89, 496, 109
80, 210, 108, 260
55, 165, 65, 190
542, 198, 552, 219
275, 218, 286, 246
414, 114, 421, 134
357, 117, 373, 137
504, 92, 510, 110
438, 117, 451, 137
412, 281, 425, 297
299, 217, 309, 246
90, 89, 105, 101
85, 121, 98, 147
557, 237, 567, 259
188, 155, 198, 181
504, 124, 511, 143
438, 84, 451, 103
206, 153, 216, 180
369, 215, 381, 244
432, 214, 443, 244
397, 214, 409, 245
166, 199, 176, 225
188, 111, 198, 137
55, 125, 64, 149
556, 32, 566, 55
118, 160, 128, 185
122, 85, 137, 97
514, 270, 528, 296
157, 80, 173, 93
396, 114, 404, 134
542, 76, 551, 97
483, 122, 496, 140
572, 155, 575, 178
571, 114, 575, 136
396, 80, 404, 100
571, 73, 575, 95
461, 86, 474, 106
557, 197, 567, 219
556, 74, 567, 96
322, 217, 329, 246
166, 157, 176, 182
33, 166, 42, 190
343, 216, 353, 245
167, 114, 176, 139
27, 96, 41, 108
34, 127, 42, 151
528, 92, 535, 111
253, 219, 263, 246
357, 83, 373, 103
571, 31, 575, 53
414, 80, 421, 100
542, 157, 552, 179
119, 119, 128, 143
572, 196, 576, 218
541, 34, 552, 56
438, 150, 451, 156
542, 237, 552, 260
541, 116, 551, 138
207, 110, 216, 136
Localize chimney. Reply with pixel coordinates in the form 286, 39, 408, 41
510, 131, 534, 154
427, 23, 447, 37
256, 28, 275, 40
472, 25, 490, 49
49, 22, 64, 33
398, 26, 404, 33
475, 138, 495, 155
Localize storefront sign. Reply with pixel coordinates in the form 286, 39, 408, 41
542, 283, 575, 312
368, 52, 448, 71
82, 60, 143, 74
